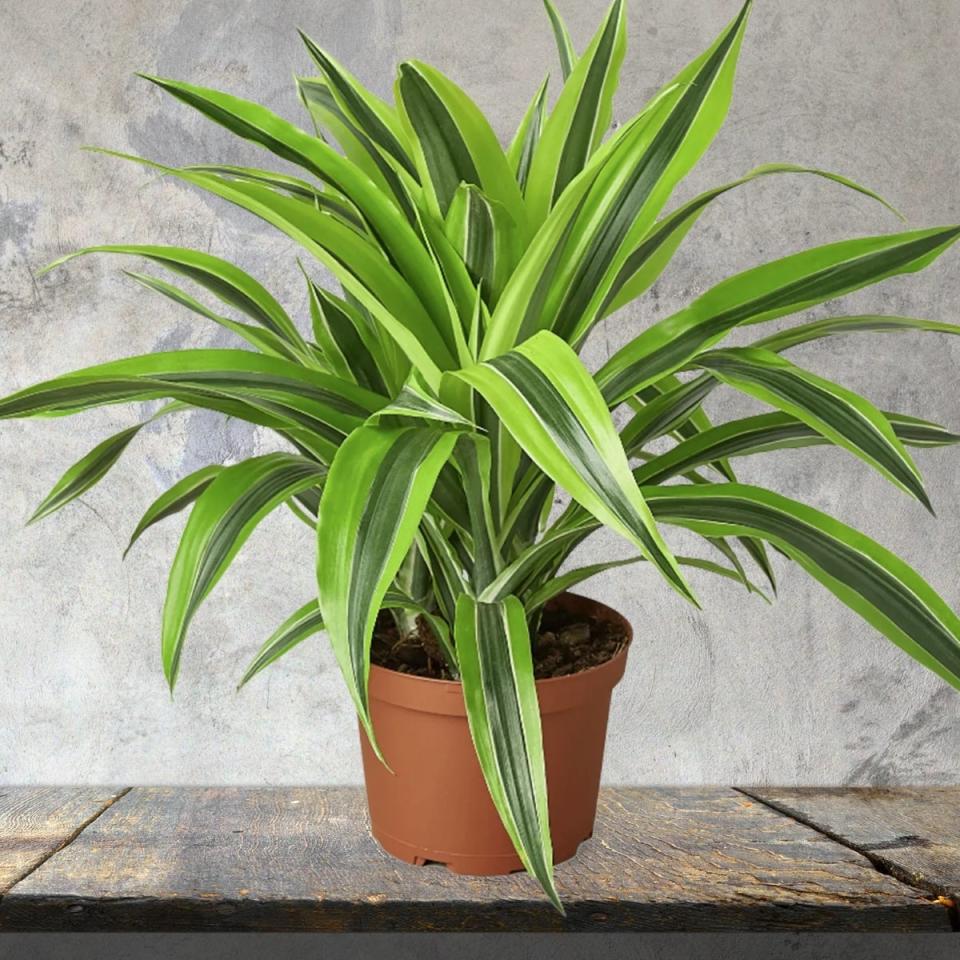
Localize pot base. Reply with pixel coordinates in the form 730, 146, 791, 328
371, 827, 592, 876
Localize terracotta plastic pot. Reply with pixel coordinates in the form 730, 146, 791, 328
358, 592, 631, 875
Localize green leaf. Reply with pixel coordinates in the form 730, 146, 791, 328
124, 271, 301, 361
163, 453, 326, 689
0, 349, 381, 443
507, 77, 550, 195
621, 376, 716, 456
885, 413, 960, 448
444, 183, 522, 306
454, 593, 560, 911
753, 314, 960, 353
481, 523, 594, 603
598, 225, 960, 405
523, 558, 639, 612
453, 331, 696, 604
125, 465, 224, 557
542, 0, 578, 80
523, 553, 770, 613
525, 0, 626, 224
602, 163, 904, 318
368, 377, 475, 430
295, 75, 421, 225
644, 483, 960, 691
304, 276, 389, 393
548, 1, 753, 344
454, 433, 504, 589
396, 60, 526, 226
87, 150, 456, 389
184, 163, 365, 227
417, 513, 470, 625
486, 2, 750, 356
238, 599, 325, 688
299, 31, 416, 178
29, 405, 178, 524
697, 347, 930, 508
139, 75, 451, 328
637, 410, 959, 487
44, 244, 306, 350
316, 426, 457, 751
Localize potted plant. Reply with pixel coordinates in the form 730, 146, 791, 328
4, 0, 960, 910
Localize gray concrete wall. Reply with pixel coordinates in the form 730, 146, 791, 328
1, 0, 959, 785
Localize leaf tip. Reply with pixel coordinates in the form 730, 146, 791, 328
25, 507, 46, 527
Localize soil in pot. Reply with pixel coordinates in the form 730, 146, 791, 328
369, 603, 628, 680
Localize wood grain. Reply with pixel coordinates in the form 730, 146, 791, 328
0, 787, 950, 931
0, 787, 127, 894
743, 788, 960, 910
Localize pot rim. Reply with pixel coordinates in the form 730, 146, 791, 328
367, 592, 631, 716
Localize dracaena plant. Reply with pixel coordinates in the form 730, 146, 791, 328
5, 0, 960, 907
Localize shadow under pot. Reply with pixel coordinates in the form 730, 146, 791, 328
358, 591, 631, 875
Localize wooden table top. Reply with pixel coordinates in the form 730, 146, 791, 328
0, 786, 956, 932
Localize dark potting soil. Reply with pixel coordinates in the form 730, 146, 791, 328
370, 605, 627, 681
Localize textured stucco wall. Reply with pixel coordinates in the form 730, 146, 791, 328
1, 0, 959, 785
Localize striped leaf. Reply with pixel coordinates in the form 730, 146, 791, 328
549, 1, 753, 344
125, 465, 224, 557
455, 593, 560, 909
542, 0, 577, 80
140, 75, 450, 327
0, 349, 381, 440
644, 483, 960, 691
316, 426, 457, 748
480, 524, 593, 603
621, 375, 716, 456
369, 378, 475, 430
296, 75, 421, 224
638, 410, 959, 487
453, 331, 696, 603
602, 164, 903, 318
90, 150, 456, 388
485, 3, 750, 355
523, 558, 639, 612
507, 77, 550, 194
184, 163, 365, 227
238, 600, 325, 688
444, 183, 522, 305
621, 316, 960, 457
525, 0, 626, 225
454, 433, 503, 589
753, 314, 960, 353
524, 554, 770, 613
44, 244, 306, 350
29, 406, 177, 524
125, 271, 299, 361
598, 225, 960, 405
396, 61, 526, 225
417, 513, 470, 625
305, 277, 388, 393
299, 32, 416, 178
239, 593, 458, 692
163, 453, 326, 689
697, 347, 930, 507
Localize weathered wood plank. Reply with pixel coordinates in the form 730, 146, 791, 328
742, 788, 960, 909
0, 787, 128, 894
0, 787, 950, 931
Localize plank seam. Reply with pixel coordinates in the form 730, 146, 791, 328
734, 787, 959, 932
0, 787, 133, 901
